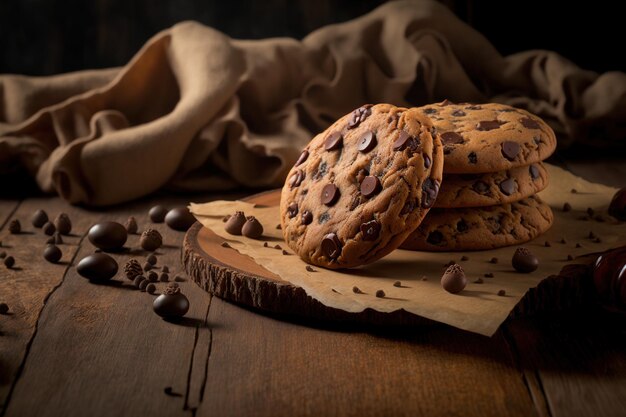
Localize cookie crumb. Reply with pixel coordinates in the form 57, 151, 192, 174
281, 250, 290, 255
567, 254, 574, 261
352, 286, 362, 294
544, 241, 551, 247
560, 237, 567, 244
375, 290, 386, 298
497, 289, 506, 296
474, 278, 484, 284
588, 231, 596, 239
393, 281, 402, 287
305, 265, 316, 272
484, 272, 494, 278
274, 244, 282, 250
571, 188, 577, 194
489, 257, 498, 264
562, 202, 572, 212
276, 224, 282, 230
460, 255, 469, 261
575, 243, 582, 248
220, 242, 231, 248
587, 207, 595, 217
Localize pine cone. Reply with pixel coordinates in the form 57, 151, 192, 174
140, 228, 162, 251
123, 259, 143, 281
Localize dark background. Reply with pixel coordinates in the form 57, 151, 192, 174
1, 0, 624, 76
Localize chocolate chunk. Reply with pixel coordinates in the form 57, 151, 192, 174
512, 247, 539, 273
146, 283, 156, 294
456, 220, 468, 232
489, 257, 498, 264
393, 131, 411, 151
165, 207, 196, 231
529, 164, 540, 180
567, 254, 574, 261
473, 181, 489, 194
360, 220, 381, 241
352, 286, 362, 294
563, 202, 572, 212
451, 109, 466, 117
441, 131, 464, 145
43, 222, 56, 236
497, 289, 506, 297
588, 231, 597, 239
321, 233, 342, 259
360, 176, 382, 198
465, 105, 482, 110
321, 184, 340, 206
460, 255, 469, 261
609, 188, 626, 220
225, 211, 247, 234
324, 132, 343, 151
301, 210, 313, 225
88, 222, 128, 252
149, 205, 168, 223
423, 107, 438, 114
520, 117, 540, 129
476, 120, 504, 131
146, 254, 157, 265
242, 216, 264, 239
421, 178, 439, 208
576, 243, 582, 248
357, 131, 377, 153
144, 262, 153, 272
441, 264, 467, 294
285, 203, 298, 219
8, 220, 20, 234
501, 141, 520, 161
468, 152, 477, 164
499, 178, 517, 196
77, 253, 118, 282
44, 244, 62, 263
571, 188, 578, 194
375, 290, 386, 298
348, 105, 372, 129
147, 271, 158, 282
393, 281, 402, 287
424, 154, 432, 169
427, 230, 444, 245
32, 209, 48, 228
4, 256, 15, 268
295, 150, 309, 167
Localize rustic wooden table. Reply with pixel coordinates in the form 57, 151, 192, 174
1, 155, 625, 417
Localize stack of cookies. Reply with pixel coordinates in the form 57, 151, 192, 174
401, 101, 556, 251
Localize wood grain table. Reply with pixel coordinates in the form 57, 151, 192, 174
1, 155, 625, 417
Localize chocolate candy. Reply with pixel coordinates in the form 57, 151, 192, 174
301, 210, 313, 225
77, 253, 118, 282
360, 176, 381, 198
146, 283, 156, 294
321, 233, 342, 259
88, 222, 128, 251
146, 254, 157, 265
4, 256, 15, 268
54, 213, 72, 235
324, 132, 343, 151
133, 276, 146, 288
225, 211, 247, 235
144, 262, 153, 271
294, 150, 309, 167
609, 188, 626, 221
165, 207, 196, 231
8, 219, 21, 234
43, 222, 56, 236
32, 209, 48, 228
139, 280, 149, 292
242, 216, 264, 239
153, 283, 189, 319
43, 244, 62, 263
124, 259, 143, 280
149, 205, 168, 223
360, 220, 380, 241
321, 184, 340, 206
512, 247, 539, 273
476, 120, 503, 131
501, 141, 520, 161
440, 264, 467, 294
147, 271, 158, 282
159, 272, 169, 282
125, 216, 138, 234
357, 131, 377, 153
140, 229, 163, 252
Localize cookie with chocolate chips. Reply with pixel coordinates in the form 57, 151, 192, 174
418, 101, 556, 174
401, 195, 553, 251
280, 104, 444, 269
434, 162, 549, 208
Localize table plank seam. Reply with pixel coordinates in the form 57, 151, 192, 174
0, 229, 88, 417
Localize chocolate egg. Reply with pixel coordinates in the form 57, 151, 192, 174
77, 253, 118, 282
88, 222, 128, 251
149, 205, 168, 223
165, 207, 196, 231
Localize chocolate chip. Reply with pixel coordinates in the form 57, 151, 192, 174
306, 266, 316, 272
321, 233, 342, 259
474, 278, 484, 284
594, 237, 602, 243
352, 286, 362, 294
451, 109, 466, 117
576, 243, 582, 248
393, 281, 402, 287
321, 184, 340, 206
512, 247, 539, 273
456, 220, 468, 232
147, 271, 158, 282
43, 222, 56, 236
32, 209, 48, 228
146, 254, 157, 265
295, 150, 309, 167
473, 181, 489, 194
468, 152, 477, 164
501, 141, 520, 161
499, 178, 517, 196
421, 178, 439, 208
357, 131, 377, 153
497, 289, 506, 297
225, 211, 247, 235
144, 262, 153, 272
461, 255, 469, 261
484, 272, 494, 278
159, 272, 169, 282
423, 108, 438, 114
318, 212, 330, 224
588, 231, 596, 239
427, 231, 444, 245
476, 120, 504, 131
529, 164, 540, 180
360, 220, 381, 241
544, 241, 551, 247
587, 207, 595, 217
489, 257, 498, 264
289, 170, 305, 188
360, 176, 382, 197
393, 131, 411, 151
287, 203, 298, 218
44, 245, 62, 263
324, 132, 343, 151
441, 131, 464, 145
8, 220, 20, 234
424, 154, 431, 169
242, 216, 264, 239
146, 283, 156, 294
465, 105, 482, 110
563, 202, 572, 212
282, 250, 290, 255
133, 276, 146, 288
301, 210, 313, 225
375, 290, 386, 298
276, 224, 282, 230
571, 188, 578, 194
520, 117, 540, 129
0, 303, 8, 314
348, 105, 372, 129
567, 254, 574, 261
4, 256, 15, 268
560, 237, 567, 244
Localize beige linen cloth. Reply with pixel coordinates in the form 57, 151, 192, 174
1, 0, 625, 206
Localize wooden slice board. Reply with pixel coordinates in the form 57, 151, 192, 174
182, 189, 600, 326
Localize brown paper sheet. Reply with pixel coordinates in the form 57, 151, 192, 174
189, 164, 626, 336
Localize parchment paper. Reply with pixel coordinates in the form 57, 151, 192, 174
190, 164, 626, 336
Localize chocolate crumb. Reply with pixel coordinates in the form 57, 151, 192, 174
352, 286, 362, 294
276, 224, 282, 230
281, 250, 290, 255
484, 272, 494, 278
220, 242, 231, 248
567, 254, 574, 261
497, 289, 506, 296
575, 243, 582, 248
375, 289, 386, 298
594, 237, 602, 243
587, 207, 595, 217
571, 188, 577, 194
393, 281, 402, 287
474, 278, 484, 284
588, 231, 596, 239
274, 244, 282, 250
263, 242, 269, 247
544, 241, 551, 247
460, 255, 469, 261
563, 202, 572, 212
489, 257, 498, 264
560, 237, 567, 244
305, 266, 316, 272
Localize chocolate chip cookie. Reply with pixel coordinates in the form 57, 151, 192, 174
401, 195, 553, 251
434, 162, 549, 208
419, 101, 556, 174
280, 104, 444, 269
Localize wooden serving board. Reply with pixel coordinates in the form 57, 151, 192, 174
182, 189, 600, 326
